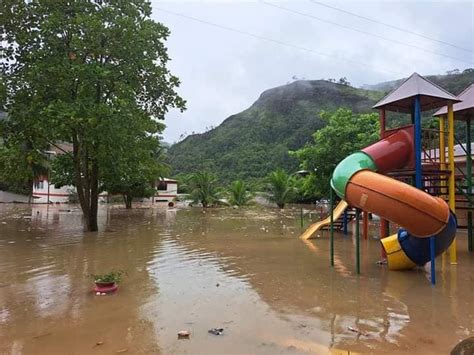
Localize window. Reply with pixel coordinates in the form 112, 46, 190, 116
34, 181, 44, 189
157, 181, 167, 191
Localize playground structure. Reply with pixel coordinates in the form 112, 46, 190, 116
301, 73, 473, 285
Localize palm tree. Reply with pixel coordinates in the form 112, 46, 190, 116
228, 180, 252, 206
189, 171, 219, 208
267, 169, 295, 209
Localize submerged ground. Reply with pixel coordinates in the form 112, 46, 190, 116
0, 204, 472, 354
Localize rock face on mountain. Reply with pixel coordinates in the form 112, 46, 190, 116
168, 70, 473, 184
168, 80, 379, 183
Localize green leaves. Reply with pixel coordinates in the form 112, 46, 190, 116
266, 169, 295, 209
228, 180, 253, 206
188, 172, 220, 208
3, 0, 185, 227
293, 108, 379, 199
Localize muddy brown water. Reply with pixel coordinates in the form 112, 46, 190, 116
0, 204, 473, 354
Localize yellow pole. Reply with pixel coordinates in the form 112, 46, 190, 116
447, 102, 457, 264
439, 116, 447, 261
440, 116, 447, 197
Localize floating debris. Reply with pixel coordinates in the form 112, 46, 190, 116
208, 328, 224, 336
348, 326, 368, 336
177, 330, 190, 339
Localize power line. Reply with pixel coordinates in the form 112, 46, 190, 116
309, 0, 474, 54
154, 6, 405, 76
260, 0, 473, 65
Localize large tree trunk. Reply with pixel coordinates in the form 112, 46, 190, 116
72, 134, 99, 232
88, 159, 99, 231
124, 194, 133, 209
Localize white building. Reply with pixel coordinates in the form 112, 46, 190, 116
32, 177, 178, 204
152, 178, 178, 203
32, 176, 74, 204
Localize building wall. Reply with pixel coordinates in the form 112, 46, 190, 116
32, 178, 73, 203
141, 180, 178, 203
31, 178, 179, 204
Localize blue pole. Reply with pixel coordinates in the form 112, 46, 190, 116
343, 209, 348, 235
415, 95, 436, 285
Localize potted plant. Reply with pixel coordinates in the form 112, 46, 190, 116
91, 271, 123, 288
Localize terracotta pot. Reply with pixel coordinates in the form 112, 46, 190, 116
94, 281, 116, 288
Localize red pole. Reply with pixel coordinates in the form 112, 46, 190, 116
363, 211, 368, 240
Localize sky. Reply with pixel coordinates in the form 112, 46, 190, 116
150, 0, 474, 143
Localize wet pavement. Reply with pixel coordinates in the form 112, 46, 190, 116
0, 204, 473, 354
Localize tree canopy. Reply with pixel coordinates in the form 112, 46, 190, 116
3, 0, 185, 230
267, 169, 295, 209
292, 108, 379, 199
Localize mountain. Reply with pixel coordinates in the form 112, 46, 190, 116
167, 80, 380, 184
363, 69, 474, 95
168, 70, 473, 185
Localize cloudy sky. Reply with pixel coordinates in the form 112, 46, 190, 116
150, 0, 474, 143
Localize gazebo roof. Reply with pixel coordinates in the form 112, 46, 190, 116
434, 84, 474, 121
373, 72, 460, 113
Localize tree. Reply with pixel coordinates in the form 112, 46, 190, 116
338, 77, 350, 86
3, 0, 185, 230
189, 172, 219, 208
267, 169, 295, 209
228, 180, 252, 206
292, 108, 379, 199
101, 134, 169, 209
0, 116, 50, 197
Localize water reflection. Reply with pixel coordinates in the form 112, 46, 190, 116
0, 204, 472, 354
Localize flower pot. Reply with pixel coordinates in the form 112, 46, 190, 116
94, 281, 116, 288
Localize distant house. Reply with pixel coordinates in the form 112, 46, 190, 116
32, 176, 179, 204
423, 142, 474, 171
152, 178, 178, 203
32, 176, 74, 203
32, 145, 76, 204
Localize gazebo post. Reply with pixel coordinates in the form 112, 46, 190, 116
447, 102, 457, 264
414, 95, 436, 284
466, 118, 472, 252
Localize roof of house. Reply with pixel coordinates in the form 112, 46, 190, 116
373, 73, 460, 113
158, 178, 178, 183
424, 142, 474, 162
434, 84, 474, 120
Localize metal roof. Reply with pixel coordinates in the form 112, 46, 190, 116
433, 84, 474, 120
373, 72, 460, 113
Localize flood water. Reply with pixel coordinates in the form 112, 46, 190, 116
0, 204, 473, 354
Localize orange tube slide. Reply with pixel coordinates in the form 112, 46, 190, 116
345, 170, 450, 238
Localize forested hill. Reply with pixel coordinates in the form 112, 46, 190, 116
167, 80, 380, 184
363, 69, 474, 95
168, 70, 473, 184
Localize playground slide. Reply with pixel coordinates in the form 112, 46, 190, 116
303, 127, 457, 270
300, 201, 348, 240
